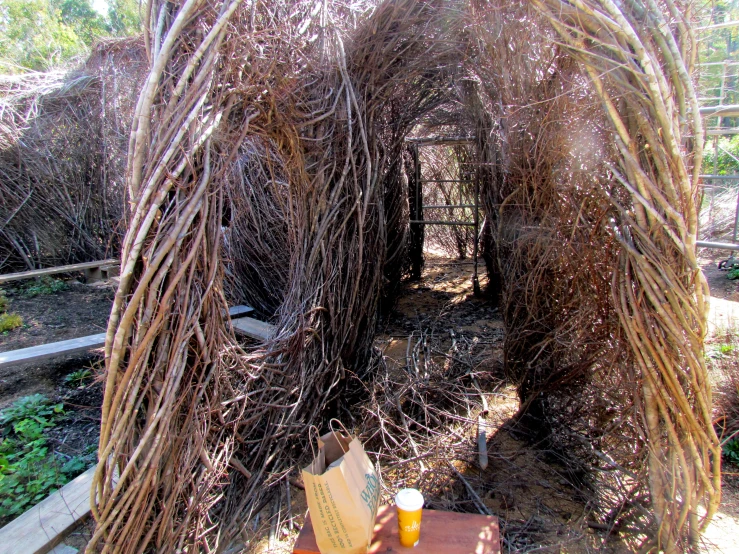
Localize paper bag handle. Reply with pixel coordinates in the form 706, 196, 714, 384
328, 418, 353, 454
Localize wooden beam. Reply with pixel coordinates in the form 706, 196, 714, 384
0, 334, 107, 370
0, 306, 255, 370
700, 105, 739, 117
0, 260, 120, 285
697, 21, 739, 31
697, 240, 739, 251
226, 305, 254, 318
232, 316, 275, 341
405, 136, 474, 146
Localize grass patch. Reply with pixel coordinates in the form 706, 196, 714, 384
0, 291, 22, 333
0, 394, 95, 519
0, 313, 22, 333
19, 276, 67, 298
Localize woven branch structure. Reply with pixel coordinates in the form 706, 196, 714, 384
0, 39, 146, 271
86, 0, 719, 552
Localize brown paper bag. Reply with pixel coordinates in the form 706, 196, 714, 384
302, 420, 381, 554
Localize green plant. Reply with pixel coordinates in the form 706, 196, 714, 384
64, 368, 92, 387
0, 291, 7, 313
728, 267, 739, 280
0, 313, 22, 333
0, 394, 63, 428
724, 438, 739, 466
706, 341, 738, 359
20, 276, 67, 298
0, 395, 73, 518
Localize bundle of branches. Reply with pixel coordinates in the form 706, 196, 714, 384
90, 0, 719, 552
0, 38, 146, 272
358, 328, 502, 494
91, 0, 460, 551
471, 1, 718, 550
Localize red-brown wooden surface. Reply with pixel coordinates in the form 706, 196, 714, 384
293, 505, 500, 554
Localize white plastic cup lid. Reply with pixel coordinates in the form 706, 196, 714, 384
395, 488, 424, 512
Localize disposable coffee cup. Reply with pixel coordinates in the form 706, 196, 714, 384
395, 488, 424, 547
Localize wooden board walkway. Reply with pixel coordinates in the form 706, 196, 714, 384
294, 505, 500, 554
0, 465, 96, 554
0, 333, 107, 370
231, 316, 276, 341
0, 306, 256, 370
0, 260, 120, 285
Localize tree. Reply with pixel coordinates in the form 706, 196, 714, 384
0, 0, 140, 73
0, 0, 85, 71
108, 0, 141, 36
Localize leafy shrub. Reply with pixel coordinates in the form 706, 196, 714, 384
0, 313, 22, 333
0, 394, 63, 428
0, 395, 90, 518
20, 276, 67, 298
725, 438, 739, 466
703, 135, 739, 175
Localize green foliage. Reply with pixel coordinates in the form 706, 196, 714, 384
0, 394, 64, 428
0, 289, 22, 333
108, 0, 141, 36
0, 0, 86, 71
0, 394, 79, 518
702, 135, 739, 175
699, 2, 739, 151
724, 438, 739, 465
0, 313, 22, 333
57, 0, 107, 43
707, 341, 738, 359
720, 343, 735, 355
20, 276, 67, 298
0, 0, 141, 73
64, 368, 92, 387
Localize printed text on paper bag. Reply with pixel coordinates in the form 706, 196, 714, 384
360, 473, 380, 516
312, 481, 353, 549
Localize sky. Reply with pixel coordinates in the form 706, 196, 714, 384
92, 0, 108, 16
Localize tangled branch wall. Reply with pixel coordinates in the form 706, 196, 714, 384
0, 39, 146, 272
85, 1, 718, 553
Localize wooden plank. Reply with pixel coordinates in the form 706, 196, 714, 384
0, 465, 96, 554
0, 334, 106, 369
227, 305, 254, 318
232, 316, 275, 341
293, 505, 500, 554
0, 306, 254, 370
0, 259, 119, 284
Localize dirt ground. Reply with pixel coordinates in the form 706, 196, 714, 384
0, 280, 113, 407
1, 257, 739, 552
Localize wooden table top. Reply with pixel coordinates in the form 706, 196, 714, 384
293, 504, 500, 554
